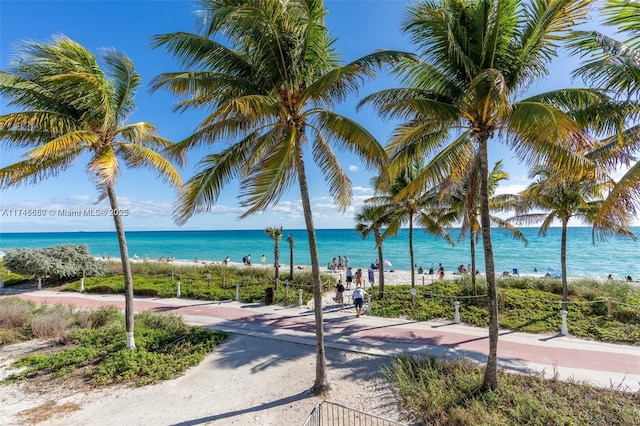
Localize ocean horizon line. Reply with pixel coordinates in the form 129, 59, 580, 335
0, 224, 615, 235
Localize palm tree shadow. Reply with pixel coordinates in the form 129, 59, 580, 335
170, 389, 313, 425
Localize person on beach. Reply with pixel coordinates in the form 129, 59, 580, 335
261, 254, 266, 265
224, 256, 230, 266
417, 265, 424, 274
355, 268, 363, 286
367, 268, 375, 286
334, 279, 345, 308
344, 256, 349, 269
331, 257, 337, 271
345, 267, 353, 288
338, 256, 344, 270
352, 284, 368, 318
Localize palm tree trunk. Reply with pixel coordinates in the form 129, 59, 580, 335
478, 135, 498, 391
295, 146, 329, 396
409, 213, 415, 305
106, 184, 135, 350
561, 220, 568, 310
274, 240, 280, 291
288, 236, 294, 281
470, 230, 477, 304
375, 231, 385, 298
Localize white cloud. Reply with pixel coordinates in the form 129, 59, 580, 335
348, 164, 359, 172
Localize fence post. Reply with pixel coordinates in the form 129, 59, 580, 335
500, 291, 505, 311
236, 283, 240, 301
454, 301, 460, 324
37, 277, 42, 290
0, 275, 4, 289
79, 277, 85, 293
560, 309, 568, 336
367, 294, 372, 315
607, 298, 612, 316
176, 281, 181, 298
298, 288, 303, 306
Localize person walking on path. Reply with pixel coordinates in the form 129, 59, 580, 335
334, 279, 345, 309
345, 267, 353, 289
355, 268, 363, 286
352, 284, 368, 317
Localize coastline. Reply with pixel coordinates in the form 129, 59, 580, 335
97, 256, 629, 285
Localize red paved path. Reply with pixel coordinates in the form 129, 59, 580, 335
4, 290, 639, 391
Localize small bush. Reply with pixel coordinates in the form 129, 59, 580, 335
0, 298, 36, 329
30, 306, 75, 342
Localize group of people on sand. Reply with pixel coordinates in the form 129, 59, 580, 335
328, 255, 349, 271
333, 278, 368, 318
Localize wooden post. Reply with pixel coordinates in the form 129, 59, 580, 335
607, 298, 612, 316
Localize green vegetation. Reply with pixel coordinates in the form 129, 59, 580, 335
0, 297, 227, 386
56, 261, 333, 305
2, 245, 107, 282
389, 356, 640, 425
370, 276, 640, 344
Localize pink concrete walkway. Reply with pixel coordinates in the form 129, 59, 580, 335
3, 290, 639, 391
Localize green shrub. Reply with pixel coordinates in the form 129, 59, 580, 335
388, 355, 640, 426
3, 244, 106, 282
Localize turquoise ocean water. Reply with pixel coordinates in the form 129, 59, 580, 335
1, 227, 639, 279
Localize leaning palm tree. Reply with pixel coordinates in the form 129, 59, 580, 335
265, 226, 283, 290
355, 203, 392, 298
151, 0, 406, 395
360, 0, 601, 390
0, 36, 182, 349
511, 163, 635, 309
569, 0, 640, 225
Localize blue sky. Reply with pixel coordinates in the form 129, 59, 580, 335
0, 0, 628, 232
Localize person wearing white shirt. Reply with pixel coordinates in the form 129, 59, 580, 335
352, 284, 368, 318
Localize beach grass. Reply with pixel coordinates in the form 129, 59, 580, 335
370, 276, 640, 344
57, 261, 331, 305
0, 298, 228, 386
388, 355, 640, 425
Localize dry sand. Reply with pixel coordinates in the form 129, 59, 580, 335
0, 333, 407, 426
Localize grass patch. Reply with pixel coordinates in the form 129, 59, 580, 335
1, 304, 227, 387
370, 277, 640, 344
389, 355, 640, 425
58, 262, 332, 306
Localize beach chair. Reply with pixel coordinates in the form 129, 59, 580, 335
512, 268, 520, 276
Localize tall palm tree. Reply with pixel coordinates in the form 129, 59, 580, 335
355, 204, 392, 298
151, 0, 406, 395
0, 36, 182, 349
265, 226, 283, 290
369, 162, 454, 303
360, 0, 600, 390
286, 234, 295, 281
437, 160, 528, 301
512, 163, 635, 309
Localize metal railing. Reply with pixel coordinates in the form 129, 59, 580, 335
302, 401, 407, 426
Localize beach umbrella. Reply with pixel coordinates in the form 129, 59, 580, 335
384, 259, 392, 267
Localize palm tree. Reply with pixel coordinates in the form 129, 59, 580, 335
512, 163, 635, 309
569, 0, 640, 224
151, 0, 406, 395
437, 160, 528, 301
0, 36, 182, 349
360, 0, 601, 390
286, 234, 295, 281
265, 226, 283, 290
355, 204, 392, 298
369, 162, 454, 303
